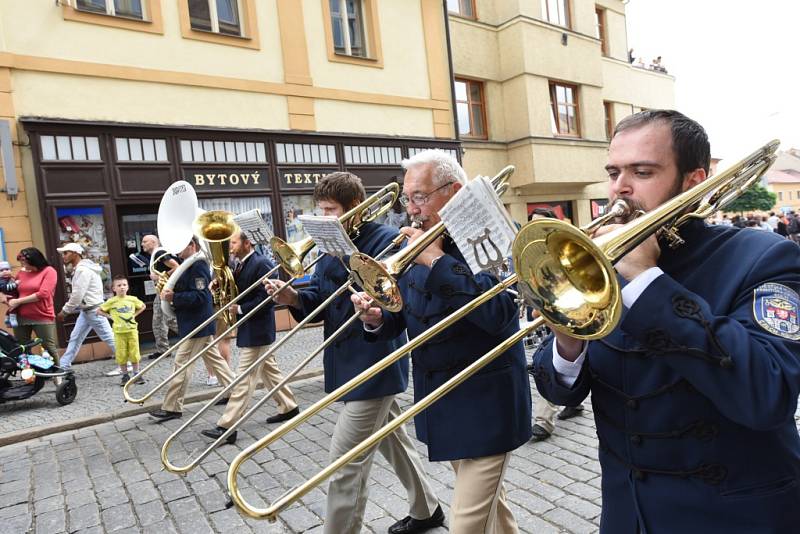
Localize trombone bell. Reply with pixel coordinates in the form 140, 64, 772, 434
512, 219, 621, 340
349, 253, 403, 312
270, 236, 314, 279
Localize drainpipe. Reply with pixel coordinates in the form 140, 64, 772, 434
442, 1, 460, 148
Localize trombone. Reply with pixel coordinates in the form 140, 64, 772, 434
123, 183, 400, 405
225, 140, 779, 520
161, 226, 409, 474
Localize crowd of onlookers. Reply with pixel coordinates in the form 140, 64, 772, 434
713, 211, 800, 243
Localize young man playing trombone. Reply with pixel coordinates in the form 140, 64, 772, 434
149, 237, 235, 422
200, 230, 298, 444
265, 172, 442, 534
353, 150, 532, 534
532, 110, 800, 532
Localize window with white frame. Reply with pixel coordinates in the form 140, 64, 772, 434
188, 0, 243, 36
344, 145, 401, 165
40, 135, 102, 162
408, 147, 460, 160
329, 0, 368, 58
115, 138, 168, 162
75, 0, 145, 20
180, 139, 266, 163
276, 143, 337, 164
541, 0, 570, 28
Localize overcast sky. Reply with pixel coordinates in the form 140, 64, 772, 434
625, 0, 800, 161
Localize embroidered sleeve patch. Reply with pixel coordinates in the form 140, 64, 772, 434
753, 282, 800, 340
194, 277, 207, 291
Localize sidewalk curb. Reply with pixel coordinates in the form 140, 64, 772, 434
0, 368, 324, 447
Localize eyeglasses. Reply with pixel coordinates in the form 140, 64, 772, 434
399, 182, 453, 207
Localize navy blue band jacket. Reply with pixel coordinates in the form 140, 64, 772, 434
532, 221, 800, 534
172, 259, 216, 339
288, 222, 410, 402
367, 237, 533, 462
235, 251, 277, 348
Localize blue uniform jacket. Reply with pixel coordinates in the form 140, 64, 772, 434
289, 222, 410, 402
532, 220, 800, 534
368, 238, 532, 462
172, 259, 215, 339
235, 251, 276, 348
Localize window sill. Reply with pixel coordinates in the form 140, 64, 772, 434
328, 52, 384, 69
461, 133, 488, 141
62, 3, 163, 35
182, 27, 260, 50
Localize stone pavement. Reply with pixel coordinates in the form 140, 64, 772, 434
0, 370, 603, 534
0, 326, 325, 441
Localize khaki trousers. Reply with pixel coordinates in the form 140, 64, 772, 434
217, 346, 297, 429
162, 335, 233, 413
449, 452, 518, 534
534, 396, 559, 434
324, 396, 440, 534
152, 294, 178, 353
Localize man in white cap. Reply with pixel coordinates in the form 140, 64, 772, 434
56, 242, 116, 370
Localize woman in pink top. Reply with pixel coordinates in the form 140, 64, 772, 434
0, 247, 59, 364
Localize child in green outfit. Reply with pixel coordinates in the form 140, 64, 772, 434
99, 275, 146, 386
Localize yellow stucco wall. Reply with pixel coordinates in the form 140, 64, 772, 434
770, 183, 800, 212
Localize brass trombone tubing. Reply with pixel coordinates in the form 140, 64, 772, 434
123, 257, 320, 404
161, 233, 409, 473
226, 273, 520, 520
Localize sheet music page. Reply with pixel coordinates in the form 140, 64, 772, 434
439, 176, 517, 274
233, 209, 274, 246
297, 215, 357, 257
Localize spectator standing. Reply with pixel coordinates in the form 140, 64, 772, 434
56, 243, 116, 370
788, 212, 800, 243
99, 275, 146, 386
767, 211, 780, 231
2, 249, 60, 364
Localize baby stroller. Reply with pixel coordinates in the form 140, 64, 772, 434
0, 329, 77, 406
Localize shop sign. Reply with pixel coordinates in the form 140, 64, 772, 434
183, 168, 268, 189
279, 168, 338, 189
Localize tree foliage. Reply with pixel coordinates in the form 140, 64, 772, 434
725, 184, 777, 213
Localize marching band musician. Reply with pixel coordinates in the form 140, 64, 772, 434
265, 172, 443, 534
149, 236, 235, 422
200, 230, 298, 445
140, 234, 179, 361
531, 110, 800, 532
352, 150, 533, 534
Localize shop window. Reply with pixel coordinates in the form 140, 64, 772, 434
41, 135, 102, 162
115, 138, 168, 162
121, 213, 158, 302
595, 6, 608, 56
591, 198, 609, 219
549, 82, 580, 137
57, 207, 112, 298
455, 78, 487, 139
527, 201, 573, 224
408, 147, 460, 160
75, 0, 145, 20
276, 143, 337, 164
180, 139, 267, 163
198, 197, 275, 260
447, 0, 475, 19
541, 0, 570, 28
282, 195, 321, 280
344, 145, 402, 165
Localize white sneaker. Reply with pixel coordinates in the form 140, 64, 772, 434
206, 376, 219, 386
105, 368, 122, 377
54, 376, 63, 386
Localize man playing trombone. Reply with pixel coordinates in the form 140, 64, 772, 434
200, 230, 298, 444
265, 172, 442, 534
353, 150, 532, 534
149, 236, 235, 422
531, 110, 800, 532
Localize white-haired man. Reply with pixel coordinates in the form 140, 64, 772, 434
353, 149, 532, 533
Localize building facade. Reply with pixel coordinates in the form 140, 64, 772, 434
765, 150, 800, 213
0, 0, 457, 358
446, 0, 675, 226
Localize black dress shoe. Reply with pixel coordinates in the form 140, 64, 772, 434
557, 405, 584, 420
530, 424, 551, 442
214, 397, 230, 406
149, 409, 182, 422
388, 504, 445, 534
266, 406, 300, 424
147, 351, 163, 360
200, 426, 237, 445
